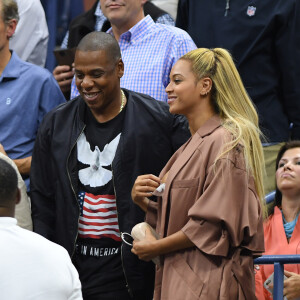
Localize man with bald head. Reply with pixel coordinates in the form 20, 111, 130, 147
0, 159, 82, 300
31, 31, 190, 300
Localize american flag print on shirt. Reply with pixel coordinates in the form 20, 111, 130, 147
78, 191, 121, 241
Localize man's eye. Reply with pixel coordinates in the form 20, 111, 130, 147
92, 73, 103, 78
296, 161, 300, 165
76, 73, 84, 79
174, 79, 181, 84
278, 163, 285, 168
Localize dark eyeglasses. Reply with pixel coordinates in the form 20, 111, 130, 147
121, 232, 134, 247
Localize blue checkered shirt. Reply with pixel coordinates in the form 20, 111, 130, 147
61, 2, 174, 49
70, 15, 196, 101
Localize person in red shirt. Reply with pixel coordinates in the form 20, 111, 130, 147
256, 141, 300, 300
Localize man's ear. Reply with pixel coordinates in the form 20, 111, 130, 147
117, 58, 124, 79
15, 189, 21, 205
6, 19, 17, 39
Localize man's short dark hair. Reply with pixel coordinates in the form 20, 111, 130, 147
77, 32, 121, 64
1, 0, 19, 24
0, 159, 18, 204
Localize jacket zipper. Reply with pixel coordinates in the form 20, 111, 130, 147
67, 125, 86, 258
111, 165, 133, 298
224, 0, 230, 16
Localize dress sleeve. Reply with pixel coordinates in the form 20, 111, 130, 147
181, 153, 264, 257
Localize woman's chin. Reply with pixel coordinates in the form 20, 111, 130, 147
168, 103, 180, 115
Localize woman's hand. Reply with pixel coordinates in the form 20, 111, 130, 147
283, 270, 300, 300
131, 227, 159, 261
131, 174, 161, 211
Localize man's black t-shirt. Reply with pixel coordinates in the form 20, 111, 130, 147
73, 106, 128, 297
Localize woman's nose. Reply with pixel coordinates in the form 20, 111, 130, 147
284, 161, 292, 170
165, 82, 172, 94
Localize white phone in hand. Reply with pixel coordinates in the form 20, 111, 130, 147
264, 272, 288, 300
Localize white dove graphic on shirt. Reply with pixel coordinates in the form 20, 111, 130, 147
77, 132, 121, 187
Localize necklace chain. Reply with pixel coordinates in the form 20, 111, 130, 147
119, 90, 126, 113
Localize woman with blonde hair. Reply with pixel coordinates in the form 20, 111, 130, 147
131, 48, 265, 299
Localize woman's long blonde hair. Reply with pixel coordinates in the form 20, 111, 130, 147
182, 48, 266, 211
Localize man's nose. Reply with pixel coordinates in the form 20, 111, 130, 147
81, 76, 94, 89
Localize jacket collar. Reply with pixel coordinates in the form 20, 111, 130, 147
195, 114, 222, 138
160, 114, 222, 180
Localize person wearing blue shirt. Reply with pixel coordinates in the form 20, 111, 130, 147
69, 0, 196, 102
54, 0, 196, 102
0, 0, 65, 190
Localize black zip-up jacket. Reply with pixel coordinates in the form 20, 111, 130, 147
30, 89, 190, 298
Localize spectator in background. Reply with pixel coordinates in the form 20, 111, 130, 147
30, 32, 190, 300
0, 144, 32, 230
66, 0, 196, 101
0, 159, 83, 300
0, 0, 65, 191
176, 0, 300, 195
10, 0, 49, 67
54, 0, 176, 98
40, 0, 84, 71
255, 141, 300, 300
150, 0, 178, 19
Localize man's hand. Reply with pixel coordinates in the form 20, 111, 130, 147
284, 270, 300, 300
53, 65, 74, 93
0, 144, 7, 156
13, 156, 32, 175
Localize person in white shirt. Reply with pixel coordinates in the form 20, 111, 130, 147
150, 0, 178, 19
0, 145, 32, 230
10, 0, 49, 67
0, 158, 83, 300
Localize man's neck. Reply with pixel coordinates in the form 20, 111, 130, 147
89, 90, 125, 123
0, 48, 12, 77
111, 13, 145, 41
0, 207, 14, 218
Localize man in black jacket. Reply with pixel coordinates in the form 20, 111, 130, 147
54, 0, 174, 97
30, 32, 190, 300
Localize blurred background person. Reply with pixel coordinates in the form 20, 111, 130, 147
40, 0, 84, 71
150, 0, 178, 19
0, 159, 82, 300
256, 141, 300, 300
176, 0, 300, 195
0, 0, 65, 191
10, 0, 49, 67
53, 0, 177, 99
0, 144, 32, 230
